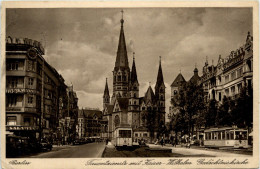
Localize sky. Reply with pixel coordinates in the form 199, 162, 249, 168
6, 8, 252, 118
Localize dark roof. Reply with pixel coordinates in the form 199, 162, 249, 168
114, 18, 129, 70
117, 98, 129, 111
144, 86, 155, 104
80, 109, 102, 119
189, 68, 201, 85
171, 73, 186, 87
189, 74, 201, 85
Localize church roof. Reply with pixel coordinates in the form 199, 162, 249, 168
189, 68, 201, 85
114, 17, 129, 70
80, 109, 103, 119
103, 78, 109, 96
117, 98, 129, 111
144, 86, 155, 104
171, 73, 186, 87
189, 74, 201, 85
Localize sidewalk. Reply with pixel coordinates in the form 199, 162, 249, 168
52, 144, 73, 151
147, 144, 252, 157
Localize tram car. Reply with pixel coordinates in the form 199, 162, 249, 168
204, 127, 248, 148
114, 127, 133, 147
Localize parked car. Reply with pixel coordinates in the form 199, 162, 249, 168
73, 139, 81, 145
6, 135, 22, 157
40, 141, 52, 151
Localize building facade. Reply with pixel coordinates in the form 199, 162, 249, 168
102, 13, 166, 142
169, 32, 253, 137
5, 37, 78, 144
78, 108, 103, 138
200, 32, 253, 103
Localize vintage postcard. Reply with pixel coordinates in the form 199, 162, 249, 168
1, 1, 259, 169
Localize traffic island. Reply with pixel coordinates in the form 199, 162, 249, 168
102, 146, 178, 157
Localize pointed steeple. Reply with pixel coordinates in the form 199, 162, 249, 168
115, 10, 129, 69
131, 52, 138, 83
194, 63, 198, 75
155, 56, 164, 90
104, 78, 109, 97
144, 85, 155, 104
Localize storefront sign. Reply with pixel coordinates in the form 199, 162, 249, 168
6, 107, 23, 112
6, 126, 39, 131
6, 88, 39, 94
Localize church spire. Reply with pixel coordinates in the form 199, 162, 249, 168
115, 9, 129, 69
104, 78, 109, 96
131, 52, 138, 83
103, 78, 110, 109
155, 56, 165, 99
155, 56, 164, 88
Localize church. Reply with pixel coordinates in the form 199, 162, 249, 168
102, 12, 166, 143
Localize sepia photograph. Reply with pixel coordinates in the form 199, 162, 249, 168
1, 1, 259, 169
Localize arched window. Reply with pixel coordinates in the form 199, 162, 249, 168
118, 75, 121, 81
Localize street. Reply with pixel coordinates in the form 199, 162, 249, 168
27, 142, 106, 158
102, 142, 252, 157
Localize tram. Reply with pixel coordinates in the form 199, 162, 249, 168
114, 127, 133, 147
204, 127, 248, 148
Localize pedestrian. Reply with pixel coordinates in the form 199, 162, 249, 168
160, 137, 164, 147
175, 137, 178, 147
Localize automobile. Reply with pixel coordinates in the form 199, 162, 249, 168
73, 139, 81, 145
6, 135, 22, 157
40, 141, 52, 151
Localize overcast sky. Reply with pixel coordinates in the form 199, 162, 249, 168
6, 8, 252, 117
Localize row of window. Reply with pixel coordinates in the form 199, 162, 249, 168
6, 116, 39, 126
114, 75, 127, 82
205, 131, 247, 140
225, 68, 243, 84
6, 77, 34, 88
135, 133, 148, 137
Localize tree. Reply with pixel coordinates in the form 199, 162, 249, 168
170, 82, 206, 137
216, 96, 233, 126
230, 85, 253, 128
204, 98, 218, 128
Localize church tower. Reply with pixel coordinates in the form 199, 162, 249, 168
128, 52, 140, 128
112, 10, 130, 103
103, 78, 110, 109
155, 56, 166, 112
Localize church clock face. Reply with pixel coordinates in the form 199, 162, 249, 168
27, 48, 37, 60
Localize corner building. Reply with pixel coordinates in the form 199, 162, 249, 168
102, 14, 166, 143
5, 37, 76, 142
